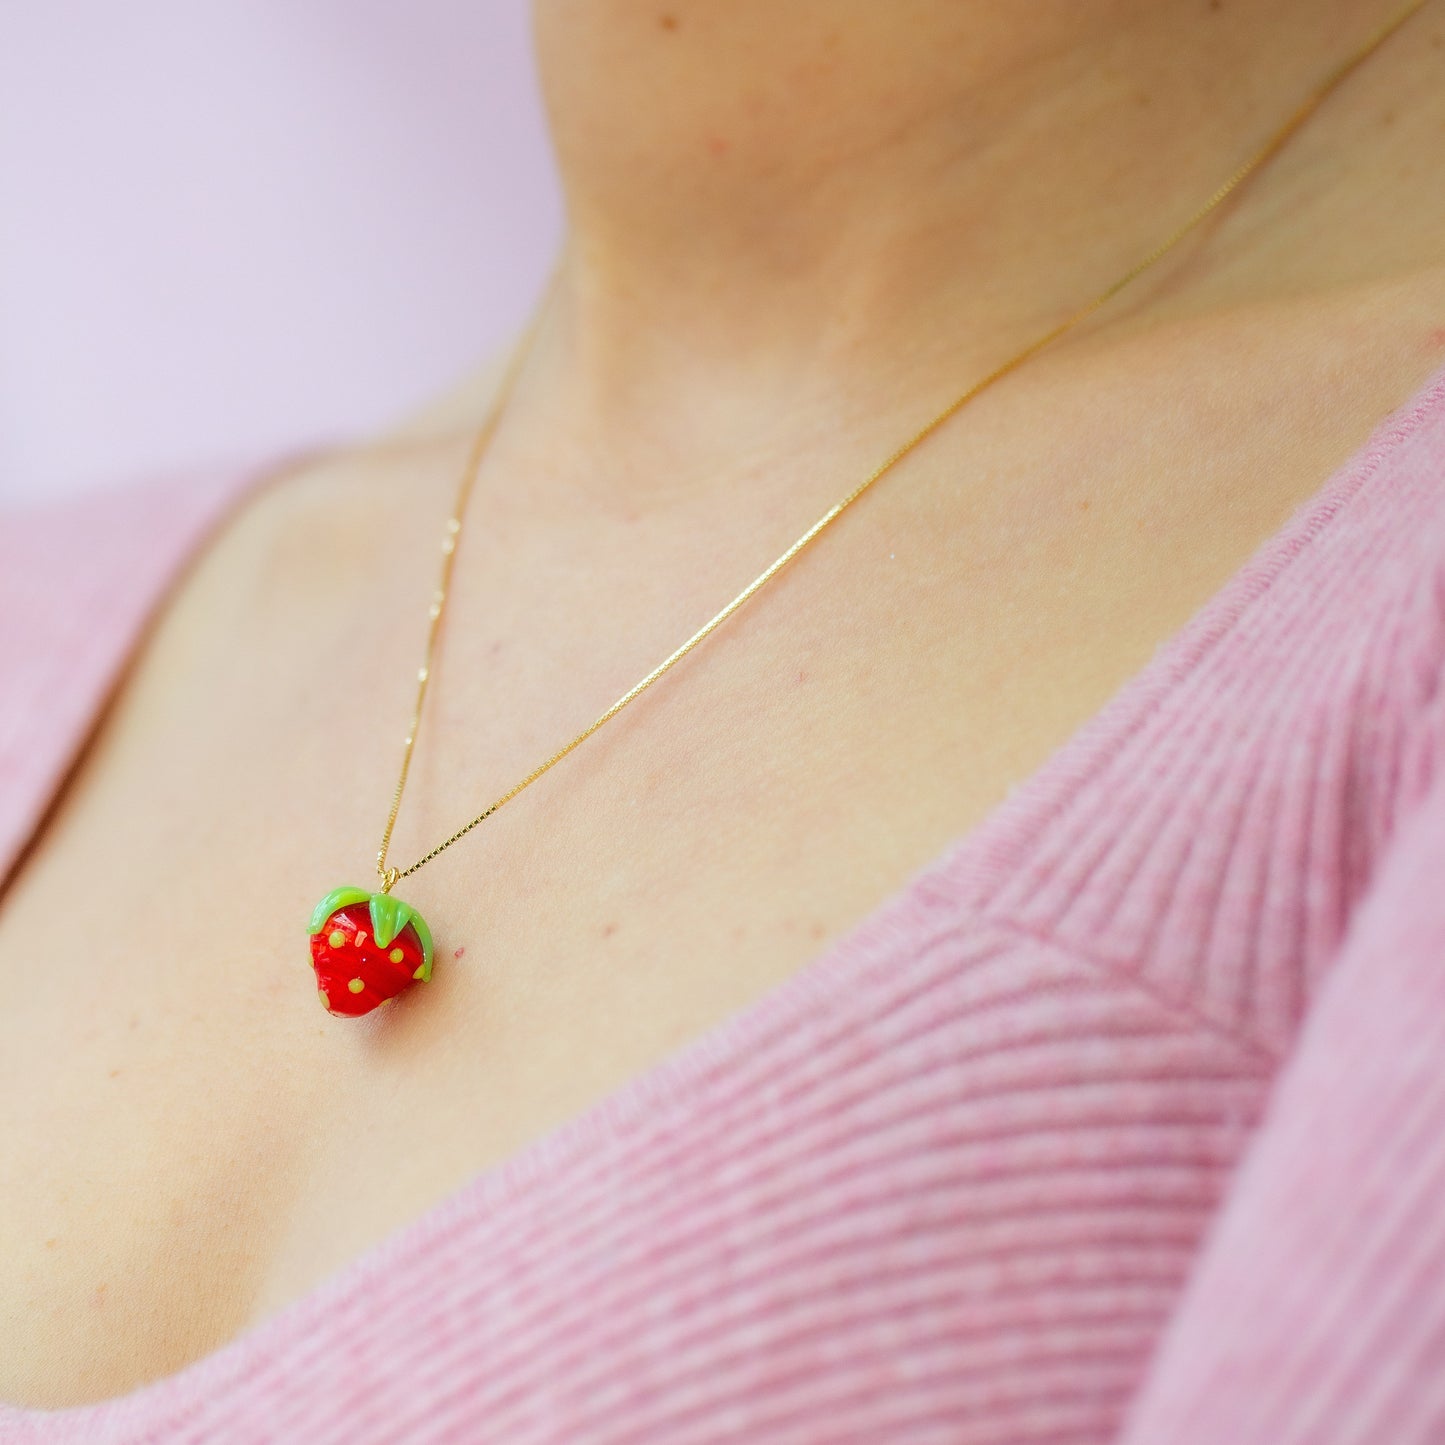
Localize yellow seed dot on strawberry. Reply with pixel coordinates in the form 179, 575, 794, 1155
356, 929, 368, 946
389, 947, 404, 963
348, 978, 365, 993
318, 989, 331, 1010
328, 929, 346, 948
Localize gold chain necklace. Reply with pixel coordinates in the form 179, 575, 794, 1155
307, 0, 1429, 1016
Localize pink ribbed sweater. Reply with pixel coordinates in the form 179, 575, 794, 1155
5, 358, 1445, 1444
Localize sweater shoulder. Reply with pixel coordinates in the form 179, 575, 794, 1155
0, 453, 316, 651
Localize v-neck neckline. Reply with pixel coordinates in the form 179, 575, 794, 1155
6, 354, 1445, 1431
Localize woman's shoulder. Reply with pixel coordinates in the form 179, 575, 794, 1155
0, 458, 274, 883
0, 456, 298, 644
2, 456, 285, 565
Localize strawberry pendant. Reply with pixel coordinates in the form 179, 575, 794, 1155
307, 886, 435, 1017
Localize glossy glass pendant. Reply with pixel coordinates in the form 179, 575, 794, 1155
307, 886, 434, 1017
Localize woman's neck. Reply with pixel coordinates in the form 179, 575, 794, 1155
507, 0, 1416, 502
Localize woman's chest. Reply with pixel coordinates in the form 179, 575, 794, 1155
0, 583, 1121, 1402
0, 802, 1281, 1428
0, 333, 1415, 1410
0, 537, 1204, 1408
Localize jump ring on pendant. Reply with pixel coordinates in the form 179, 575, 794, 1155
380, 866, 400, 894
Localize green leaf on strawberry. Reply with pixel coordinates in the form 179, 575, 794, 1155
308, 885, 372, 934
306, 884, 435, 980
409, 910, 435, 981
368, 891, 408, 949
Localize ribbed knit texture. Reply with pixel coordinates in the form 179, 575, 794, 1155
3, 358, 1445, 1443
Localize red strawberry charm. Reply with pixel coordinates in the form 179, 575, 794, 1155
308, 886, 435, 1017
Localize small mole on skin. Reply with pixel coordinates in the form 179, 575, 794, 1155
809, 922, 826, 939
658, 12, 678, 30
706, 135, 732, 158
92, 1282, 109, 1308
108, 1068, 122, 1079
45, 1238, 58, 1249
796, 668, 808, 685
453, 945, 466, 958
602, 922, 619, 938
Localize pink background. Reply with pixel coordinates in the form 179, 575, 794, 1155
1, 2, 563, 503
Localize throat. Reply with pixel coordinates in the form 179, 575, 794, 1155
530, 0, 1382, 388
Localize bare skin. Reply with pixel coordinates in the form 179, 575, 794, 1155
2, 0, 1443, 1409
